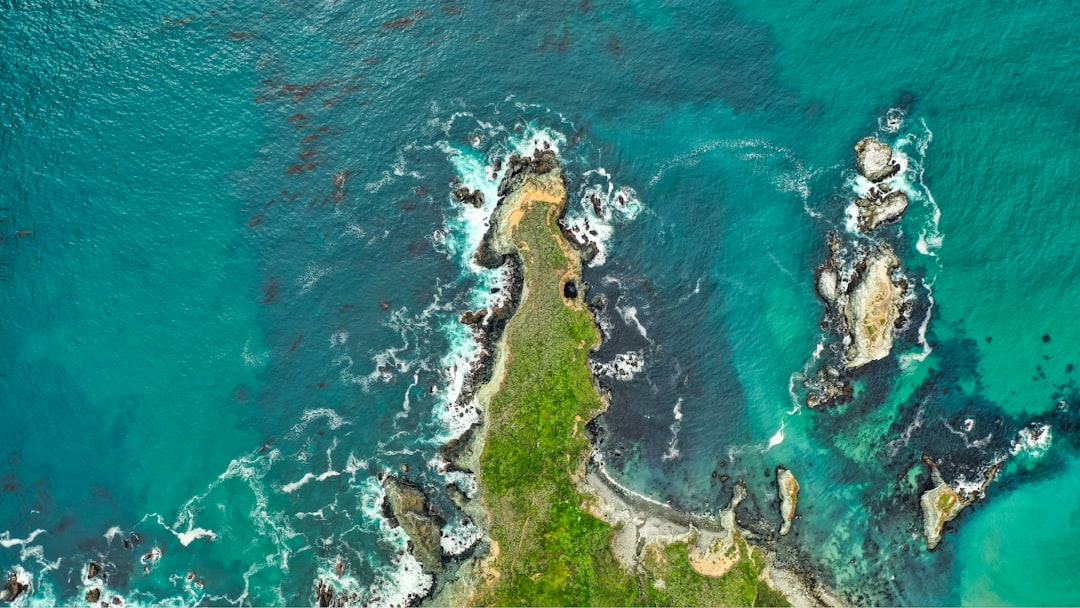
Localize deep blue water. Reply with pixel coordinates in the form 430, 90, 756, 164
2, 0, 1079, 605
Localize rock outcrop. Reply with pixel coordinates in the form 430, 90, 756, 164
474, 149, 563, 269
776, 467, 800, 536
855, 188, 909, 232
815, 265, 839, 306
854, 137, 900, 182
0, 572, 28, 603
844, 246, 905, 368
382, 475, 446, 574
919, 455, 1000, 550
453, 186, 485, 208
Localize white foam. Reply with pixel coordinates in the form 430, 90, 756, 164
442, 470, 478, 500
561, 173, 643, 268
765, 420, 786, 451
879, 107, 906, 134
651, 138, 823, 218
104, 526, 124, 543
282, 473, 317, 494
1011, 423, 1052, 459
174, 527, 217, 547
592, 451, 674, 510
352, 477, 434, 606
241, 338, 270, 369
885, 405, 925, 457
895, 120, 943, 257
395, 372, 421, 421
364, 170, 395, 193
590, 351, 645, 381
0, 529, 46, 549
661, 398, 684, 461
617, 306, 650, 341
942, 419, 994, 451
289, 408, 350, 439
329, 329, 349, 347
297, 262, 331, 293
440, 518, 483, 556
148, 513, 218, 547
899, 281, 935, 369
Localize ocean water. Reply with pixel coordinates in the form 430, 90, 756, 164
2, 0, 1078, 605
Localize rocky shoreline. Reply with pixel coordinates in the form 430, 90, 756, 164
315, 145, 845, 606
427, 149, 835, 606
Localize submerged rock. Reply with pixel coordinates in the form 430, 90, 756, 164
806, 369, 852, 408
776, 467, 800, 536
844, 246, 905, 368
382, 475, 446, 574
919, 455, 1000, 550
854, 137, 900, 182
855, 190, 909, 232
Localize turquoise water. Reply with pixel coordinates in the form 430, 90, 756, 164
2, 0, 1078, 605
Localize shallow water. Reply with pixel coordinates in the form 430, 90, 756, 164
2, 0, 1078, 605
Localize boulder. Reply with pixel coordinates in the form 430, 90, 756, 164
382, 476, 446, 574
453, 187, 485, 208
854, 137, 900, 182
815, 265, 839, 305
460, 309, 488, 326
776, 467, 800, 536
855, 190, 909, 232
0, 572, 28, 603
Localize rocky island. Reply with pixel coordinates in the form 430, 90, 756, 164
776, 468, 800, 537
919, 456, 1000, 550
805, 136, 911, 407
421, 148, 827, 606
844, 246, 905, 368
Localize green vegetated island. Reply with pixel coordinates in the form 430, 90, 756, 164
429, 150, 816, 606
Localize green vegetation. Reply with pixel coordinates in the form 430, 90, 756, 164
643, 541, 790, 608
474, 177, 788, 606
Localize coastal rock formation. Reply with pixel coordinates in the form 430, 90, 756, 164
453, 186, 485, 208
776, 467, 800, 536
460, 309, 488, 326
815, 265, 839, 306
382, 475, 446, 574
919, 455, 1000, 550
474, 150, 564, 269
855, 188, 909, 232
854, 137, 900, 182
0, 572, 28, 603
844, 246, 905, 368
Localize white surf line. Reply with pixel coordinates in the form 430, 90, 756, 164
0, 528, 46, 549
592, 452, 676, 511
149, 514, 217, 547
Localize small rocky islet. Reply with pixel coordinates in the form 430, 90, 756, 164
802, 133, 1055, 556
807, 135, 912, 409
